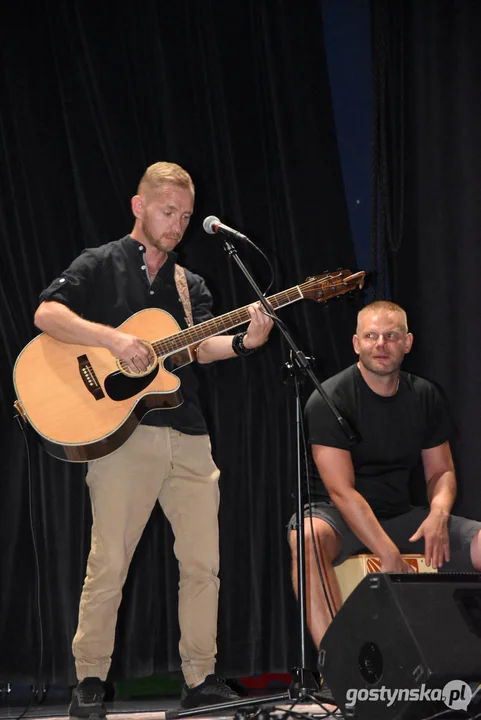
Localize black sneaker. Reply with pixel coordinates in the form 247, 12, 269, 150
317, 679, 335, 704
69, 677, 106, 718
180, 674, 241, 709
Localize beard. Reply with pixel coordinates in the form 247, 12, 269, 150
359, 352, 403, 376
141, 221, 180, 252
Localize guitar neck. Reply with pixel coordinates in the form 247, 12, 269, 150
152, 285, 303, 357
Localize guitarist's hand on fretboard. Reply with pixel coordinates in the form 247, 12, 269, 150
244, 302, 275, 349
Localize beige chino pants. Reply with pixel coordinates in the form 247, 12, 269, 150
72, 425, 220, 687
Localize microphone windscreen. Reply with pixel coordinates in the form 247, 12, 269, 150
203, 215, 220, 234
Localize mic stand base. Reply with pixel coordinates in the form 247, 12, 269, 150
166, 692, 290, 719
165, 669, 335, 720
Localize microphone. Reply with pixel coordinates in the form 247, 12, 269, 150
203, 215, 248, 242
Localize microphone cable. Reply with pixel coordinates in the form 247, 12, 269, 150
13, 412, 45, 720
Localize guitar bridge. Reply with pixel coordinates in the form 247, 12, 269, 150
77, 355, 105, 400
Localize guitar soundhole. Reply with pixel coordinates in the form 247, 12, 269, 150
104, 365, 160, 401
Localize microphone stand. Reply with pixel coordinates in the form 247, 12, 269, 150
167, 235, 356, 719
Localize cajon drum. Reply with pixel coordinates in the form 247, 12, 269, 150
334, 554, 438, 604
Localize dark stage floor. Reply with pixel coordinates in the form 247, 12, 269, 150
0, 695, 340, 720
3, 685, 480, 720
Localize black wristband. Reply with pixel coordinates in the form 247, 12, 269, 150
232, 332, 258, 357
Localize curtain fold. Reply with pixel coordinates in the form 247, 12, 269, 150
0, 0, 359, 683
371, 0, 481, 523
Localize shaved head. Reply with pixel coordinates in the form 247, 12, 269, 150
357, 301, 408, 335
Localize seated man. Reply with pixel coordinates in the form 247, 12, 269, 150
289, 300, 481, 649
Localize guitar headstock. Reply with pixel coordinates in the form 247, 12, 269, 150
299, 270, 366, 302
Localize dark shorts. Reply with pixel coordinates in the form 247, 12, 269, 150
287, 502, 481, 568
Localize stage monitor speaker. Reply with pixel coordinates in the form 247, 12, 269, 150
318, 572, 481, 720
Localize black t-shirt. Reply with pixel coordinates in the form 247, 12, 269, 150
305, 364, 452, 518
39, 234, 214, 434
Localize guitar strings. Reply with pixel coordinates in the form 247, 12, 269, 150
118, 273, 359, 372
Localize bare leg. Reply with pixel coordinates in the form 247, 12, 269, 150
470, 529, 481, 570
289, 517, 343, 648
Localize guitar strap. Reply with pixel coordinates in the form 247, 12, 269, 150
174, 264, 194, 328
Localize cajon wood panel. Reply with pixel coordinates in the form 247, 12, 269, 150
334, 554, 438, 604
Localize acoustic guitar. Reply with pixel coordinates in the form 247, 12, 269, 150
13, 270, 365, 462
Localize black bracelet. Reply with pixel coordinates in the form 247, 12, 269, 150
232, 332, 258, 357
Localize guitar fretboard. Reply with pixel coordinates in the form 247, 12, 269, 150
151, 285, 304, 356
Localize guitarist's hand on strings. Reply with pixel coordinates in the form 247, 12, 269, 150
243, 302, 274, 349
196, 302, 274, 363
108, 331, 153, 373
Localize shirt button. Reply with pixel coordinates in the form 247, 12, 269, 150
149, 290, 154, 295
139, 245, 144, 251
141, 265, 146, 270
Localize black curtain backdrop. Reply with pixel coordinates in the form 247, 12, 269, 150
372, 1, 481, 524
0, 1, 361, 684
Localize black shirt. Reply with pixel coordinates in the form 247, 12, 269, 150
39, 234, 214, 434
305, 364, 452, 518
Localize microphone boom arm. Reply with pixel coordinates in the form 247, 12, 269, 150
210, 224, 356, 443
